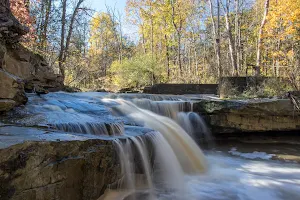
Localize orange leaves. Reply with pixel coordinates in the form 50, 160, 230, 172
10, 0, 36, 44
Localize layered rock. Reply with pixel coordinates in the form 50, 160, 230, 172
193, 99, 300, 133
0, 0, 63, 112
0, 139, 121, 200
0, 124, 153, 200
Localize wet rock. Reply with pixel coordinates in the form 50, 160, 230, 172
63, 86, 81, 93
0, 99, 16, 112
34, 85, 49, 95
0, 139, 122, 200
0, 125, 154, 200
193, 99, 300, 133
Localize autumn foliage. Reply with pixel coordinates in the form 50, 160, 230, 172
6, 0, 300, 91
10, 0, 36, 43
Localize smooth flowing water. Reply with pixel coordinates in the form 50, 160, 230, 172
2, 92, 300, 200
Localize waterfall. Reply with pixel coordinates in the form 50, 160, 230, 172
100, 96, 208, 199
52, 122, 125, 136
13, 92, 209, 199
110, 99, 207, 173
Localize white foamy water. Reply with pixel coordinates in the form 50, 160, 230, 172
157, 153, 300, 200
229, 147, 275, 160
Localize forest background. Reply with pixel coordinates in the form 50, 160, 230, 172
11, 0, 300, 92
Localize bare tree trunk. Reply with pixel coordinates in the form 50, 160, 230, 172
37, 0, 45, 48
118, 11, 123, 63
222, 0, 238, 76
141, 24, 146, 54
107, 7, 123, 64
177, 33, 182, 76
64, 0, 84, 63
171, 0, 183, 77
256, 0, 270, 75
235, 0, 240, 72
150, 1, 155, 85
191, 30, 198, 77
58, 0, 67, 79
209, 0, 222, 78
165, 34, 170, 80
41, 0, 52, 50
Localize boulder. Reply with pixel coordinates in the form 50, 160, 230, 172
193, 99, 300, 133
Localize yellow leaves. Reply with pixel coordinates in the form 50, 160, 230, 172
264, 0, 300, 40
88, 12, 118, 57
287, 50, 294, 58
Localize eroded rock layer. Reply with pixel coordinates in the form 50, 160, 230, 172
0, 139, 121, 200
193, 99, 300, 133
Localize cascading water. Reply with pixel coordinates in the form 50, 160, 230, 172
107, 99, 207, 173
106, 94, 210, 140
3, 92, 300, 200
10, 92, 208, 199
98, 94, 209, 199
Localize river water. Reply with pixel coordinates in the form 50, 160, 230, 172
1, 92, 300, 200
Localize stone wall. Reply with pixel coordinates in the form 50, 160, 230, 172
143, 84, 218, 95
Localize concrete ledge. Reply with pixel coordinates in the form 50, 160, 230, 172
143, 84, 218, 95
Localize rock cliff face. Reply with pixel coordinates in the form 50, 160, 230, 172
193, 99, 300, 133
0, 0, 63, 112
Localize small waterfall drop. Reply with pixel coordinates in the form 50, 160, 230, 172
109, 99, 207, 174
99, 94, 210, 199
52, 122, 125, 136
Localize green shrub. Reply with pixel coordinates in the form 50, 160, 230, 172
219, 80, 240, 99
242, 78, 293, 98
108, 53, 166, 89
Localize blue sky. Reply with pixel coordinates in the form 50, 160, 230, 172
86, 0, 127, 14
85, 0, 138, 39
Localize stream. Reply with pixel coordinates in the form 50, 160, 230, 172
1, 92, 300, 200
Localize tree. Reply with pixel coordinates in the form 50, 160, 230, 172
256, 0, 269, 76
221, 0, 238, 76
89, 12, 119, 76
209, 0, 222, 78
58, 0, 85, 80
263, 0, 300, 87
108, 53, 166, 88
